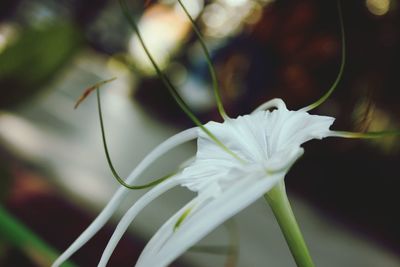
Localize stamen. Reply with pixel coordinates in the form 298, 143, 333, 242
120, 0, 243, 162
176, 0, 228, 120
330, 130, 400, 139
300, 0, 345, 112
76, 79, 169, 189
96, 89, 174, 189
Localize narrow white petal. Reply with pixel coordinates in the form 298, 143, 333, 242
135, 196, 204, 267
139, 173, 282, 267
124, 127, 198, 185
51, 188, 127, 267
98, 178, 179, 267
52, 128, 198, 267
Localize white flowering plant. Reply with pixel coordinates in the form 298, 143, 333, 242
53, 1, 398, 267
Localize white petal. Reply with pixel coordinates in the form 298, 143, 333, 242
265, 146, 304, 173
98, 178, 179, 267
136, 193, 210, 266
276, 110, 335, 148
180, 107, 331, 193
52, 128, 198, 267
137, 172, 283, 267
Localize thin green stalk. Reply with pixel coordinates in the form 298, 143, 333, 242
96, 89, 175, 189
264, 182, 315, 267
176, 0, 228, 119
0, 205, 76, 267
119, 0, 243, 163
302, 0, 345, 112
332, 130, 400, 139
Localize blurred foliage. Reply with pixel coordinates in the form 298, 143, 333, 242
0, 205, 77, 267
0, 22, 83, 109
0, 159, 11, 203
0, 172, 11, 203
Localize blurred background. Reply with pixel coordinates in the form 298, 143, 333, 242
0, 0, 399, 266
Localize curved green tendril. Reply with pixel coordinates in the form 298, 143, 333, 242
119, 0, 243, 163
302, 0, 345, 112
332, 130, 400, 139
176, 0, 228, 120
96, 89, 174, 189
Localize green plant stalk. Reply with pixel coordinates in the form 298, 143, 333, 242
264, 181, 315, 267
0, 205, 76, 267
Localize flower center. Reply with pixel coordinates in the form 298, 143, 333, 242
178, 103, 335, 195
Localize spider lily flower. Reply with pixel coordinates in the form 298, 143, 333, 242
54, 96, 354, 267
53, 1, 398, 267
132, 99, 337, 267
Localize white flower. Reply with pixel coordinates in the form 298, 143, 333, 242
52, 98, 337, 267
54, 2, 393, 266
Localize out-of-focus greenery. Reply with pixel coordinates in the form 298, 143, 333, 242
0, 205, 77, 267
0, 161, 11, 202
0, 22, 83, 108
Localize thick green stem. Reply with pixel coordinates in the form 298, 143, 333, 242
264, 182, 315, 267
0, 205, 76, 267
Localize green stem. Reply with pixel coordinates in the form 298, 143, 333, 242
0, 205, 76, 267
264, 182, 315, 267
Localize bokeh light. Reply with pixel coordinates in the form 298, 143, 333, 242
366, 0, 391, 16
